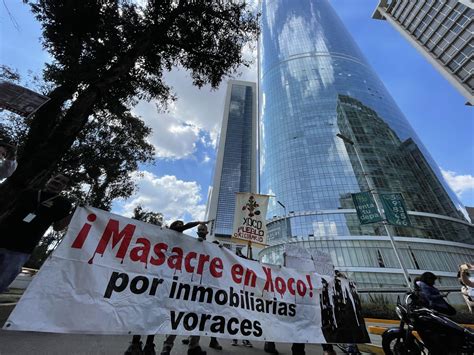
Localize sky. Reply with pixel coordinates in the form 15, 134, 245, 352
1, 0, 473, 226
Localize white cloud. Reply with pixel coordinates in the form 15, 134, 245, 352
122, 171, 206, 224
441, 168, 474, 198
133, 101, 200, 159
165, 64, 257, 148
132, 50, 257, 159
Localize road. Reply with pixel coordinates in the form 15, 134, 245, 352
0, 304, 355, 355
0, 331, 345, 355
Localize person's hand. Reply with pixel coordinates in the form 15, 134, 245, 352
212, 240, 223, 248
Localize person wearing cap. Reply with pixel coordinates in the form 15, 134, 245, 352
416, 271, 456, 316
0, 136, 17, 179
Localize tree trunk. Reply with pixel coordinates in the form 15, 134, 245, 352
22, 84, 77, 156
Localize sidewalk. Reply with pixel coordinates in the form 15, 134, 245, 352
0, 332, 355, 355
0, 289, 386, 354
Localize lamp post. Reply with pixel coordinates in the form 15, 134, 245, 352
337, 133, 412, 289
277, 200, 290, 240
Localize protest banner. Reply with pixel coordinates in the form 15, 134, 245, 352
284, 244, 314, 271
284, 245, 334, 277
284, 245, 368, 343
4, 207, 368, 344
232, 192, 269, 246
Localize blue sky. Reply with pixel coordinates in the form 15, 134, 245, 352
1, 0, 473, 223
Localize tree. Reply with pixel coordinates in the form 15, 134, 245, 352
132, 205, 163, 226
0, 66, 155, 211
57, 109, 155, 210
0, 0, 258, 221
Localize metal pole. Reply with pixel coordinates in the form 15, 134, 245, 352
277, 200, 290, 239
337, 134, 412, 289
247, 241, 253, 260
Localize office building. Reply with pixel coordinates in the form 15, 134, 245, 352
259, 0, 474, 289
373, 0, 473, 105
206, 80, 257, 241
467, 207, 474, 222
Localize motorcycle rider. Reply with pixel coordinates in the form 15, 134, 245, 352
415, 272, 456, 316
383, 272, 473, 355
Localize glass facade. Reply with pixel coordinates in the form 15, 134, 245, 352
374, 0, 473, 104
263, 238, 474, 288
259, 0, 474, 288
207, 81, 257, 239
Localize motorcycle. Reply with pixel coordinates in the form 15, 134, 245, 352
382, 292, 474, 355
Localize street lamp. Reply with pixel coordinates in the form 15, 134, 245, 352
277, 200, 290, 240
337, 132, 412, 289
277, 200, 287, 216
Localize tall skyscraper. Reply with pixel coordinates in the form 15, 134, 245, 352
373, 0, 473, 105
206, 80, 257, 241
259, 0, 473, 288
467, 207, 474, 222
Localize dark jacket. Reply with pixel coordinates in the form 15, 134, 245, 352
416, 281, 456, 316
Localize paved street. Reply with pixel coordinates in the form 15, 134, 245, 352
0, 331, 352, 355
0, 303, 380, 355
0, 289, 386, 355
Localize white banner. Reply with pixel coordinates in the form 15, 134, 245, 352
4, 207, 368, 343
284, 245, 335, 277
232, 192, 269, 246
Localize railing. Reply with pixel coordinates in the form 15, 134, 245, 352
358, 286, 461, 293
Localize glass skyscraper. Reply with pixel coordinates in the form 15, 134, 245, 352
259, 0, 473, 289
206, 80, 257, 241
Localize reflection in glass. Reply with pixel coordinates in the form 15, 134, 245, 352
207, 82, 257, 239
258, 0, 473, 288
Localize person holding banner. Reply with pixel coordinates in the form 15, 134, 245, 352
0, 174, 72, 293
160, 221, 211, 355
229, 246, 254, 349
125, 219, 209, 355
181, 226, 223, 351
